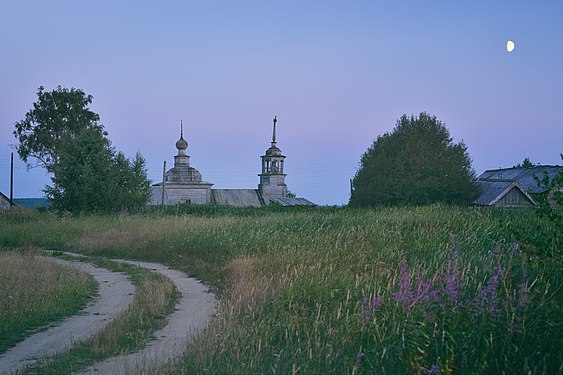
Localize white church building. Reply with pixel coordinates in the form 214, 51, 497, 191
149, 117, 315, 207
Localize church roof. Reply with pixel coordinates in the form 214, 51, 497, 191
269, 197, 317, 207
211, 189, 263, 207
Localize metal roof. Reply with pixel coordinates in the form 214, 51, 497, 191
269, 197, 317, 207
211, 189, 264, 207
473, 180, 536, 206
477, 166, 561, 194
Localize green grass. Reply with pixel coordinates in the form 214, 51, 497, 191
1, 205, 561, 373
0, 250, 97, 354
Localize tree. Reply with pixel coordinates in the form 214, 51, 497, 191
350, 112, 480, 206
45, 127, 152, 213
45, 126, 115, 213
15, 86, 152, 213
514, 158, 535, 168
13, 86, 104, 189
128, 152, 152, 209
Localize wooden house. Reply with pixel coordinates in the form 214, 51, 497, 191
473, 165, 561, 207
0, 191, 14, 210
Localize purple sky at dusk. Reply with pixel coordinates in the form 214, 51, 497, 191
1, 1, 562, 205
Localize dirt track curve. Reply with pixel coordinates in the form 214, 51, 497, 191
0, 253, 216, 375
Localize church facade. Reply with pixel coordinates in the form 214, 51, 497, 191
149, 117, 315, 207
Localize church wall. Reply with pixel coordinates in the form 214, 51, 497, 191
149, 185, 211, 205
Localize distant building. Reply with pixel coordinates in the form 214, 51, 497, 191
149, 117, 315, 207
0, 191, 14, 210
473, 165, 561, 207
150, 124, 213, 205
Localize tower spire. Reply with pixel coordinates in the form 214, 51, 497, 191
180, 119, 183, 138
272, 115, 277, 145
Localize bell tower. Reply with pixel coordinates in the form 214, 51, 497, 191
258, 116, 287, 203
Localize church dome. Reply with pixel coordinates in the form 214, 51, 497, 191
176, 136, 188, 151
265, 145, 282, 156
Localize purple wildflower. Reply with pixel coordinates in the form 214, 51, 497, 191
392, 259, 415, 308
442, 248, 464, 305
362, 295, 383, 321
429, 364, 441, 374
371, 296, 382, 309
517, 275, 529, 311
473, 265, 502, 316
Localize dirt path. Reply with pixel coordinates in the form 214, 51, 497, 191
79, 260, 217, 375
0, 258, 135, 374
0, 254, 217, 375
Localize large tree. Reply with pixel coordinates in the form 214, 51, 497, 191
44, 127, 152, 213
15, 86, 151, 213
13, 86, 104, 189
350, 112, 480, 206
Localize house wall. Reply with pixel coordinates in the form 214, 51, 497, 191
0, 196, 11, 210
495, 187, 534, 207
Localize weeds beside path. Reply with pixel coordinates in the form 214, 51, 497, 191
0, 255, 134, 374
0, 251, 97, 355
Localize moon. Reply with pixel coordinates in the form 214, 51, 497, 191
507, 40, 515, 52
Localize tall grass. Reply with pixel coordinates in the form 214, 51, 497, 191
1, 205, 561, 373
0, 250, 97, 354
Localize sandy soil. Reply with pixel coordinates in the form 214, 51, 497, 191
0, 258, 135, 374
79, 260, 217, 375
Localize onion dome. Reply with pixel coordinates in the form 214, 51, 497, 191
176, 136, 188, 151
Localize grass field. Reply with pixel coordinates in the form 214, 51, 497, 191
1, 204, 561, 373
0, 250, 97, 355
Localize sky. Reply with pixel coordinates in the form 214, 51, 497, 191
1, 1, 562, 205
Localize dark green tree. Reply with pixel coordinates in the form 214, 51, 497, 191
13, 86, 104, 189
45, 127, 115, 213
128, 152, 152, 209
45, 127, 152, 213
15, 86, 152, 213
514, 157, 535, 168
350, 112, 480, 206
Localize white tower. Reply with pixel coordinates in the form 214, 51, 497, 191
258, 116, 287, 203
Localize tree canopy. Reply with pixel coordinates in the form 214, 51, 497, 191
15, 86, 151, 213
13, 86, 104, 187
349, 112, 480, 206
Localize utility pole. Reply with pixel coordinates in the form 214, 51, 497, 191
10, 152, 14, 205
161, 160, 166, 206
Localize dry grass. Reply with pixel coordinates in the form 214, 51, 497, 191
0, 249, 96, 354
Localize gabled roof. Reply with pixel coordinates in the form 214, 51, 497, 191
269, 197, 317, 207
473, 180, 537, 206
477, 165, 561, 194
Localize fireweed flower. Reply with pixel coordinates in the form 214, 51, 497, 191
517, 275, 529, 311
473, 265, 502, 316
362, 295, 383, 320
392, 259, 415, 308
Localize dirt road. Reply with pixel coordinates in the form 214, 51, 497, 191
0, 258, 135, 374
0, 254, 216, 375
